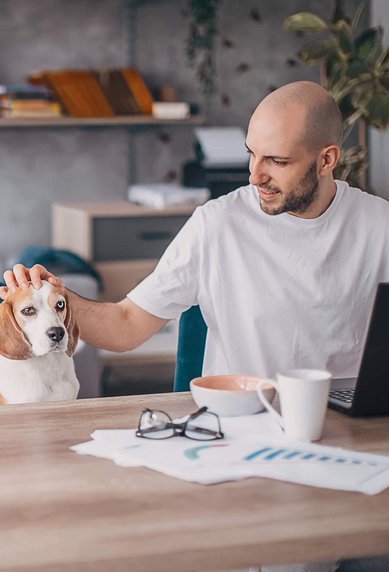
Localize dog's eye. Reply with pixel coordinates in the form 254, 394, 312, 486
21, 306, 36, 316
56, 300, 65, 311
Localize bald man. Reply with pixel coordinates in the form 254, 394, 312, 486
2, 81, 389, 571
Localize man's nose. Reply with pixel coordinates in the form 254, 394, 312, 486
249, 161, 270, 186
46, 327, 65, 342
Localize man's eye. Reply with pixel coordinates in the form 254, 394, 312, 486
56, 300, 65, 311
272, 159, 287, 166
21, 306, 36, 316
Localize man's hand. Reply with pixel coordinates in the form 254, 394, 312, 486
0, 264, 64, 300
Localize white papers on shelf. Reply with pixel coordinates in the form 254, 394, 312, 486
71, 413, 389, 494
194, 127, 249, 167
152, 102, 190, 119
128, 183, 210, 209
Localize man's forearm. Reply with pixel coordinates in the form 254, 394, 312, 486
66, 290, 168, 352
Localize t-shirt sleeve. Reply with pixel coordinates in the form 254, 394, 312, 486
127, 208, 204, 319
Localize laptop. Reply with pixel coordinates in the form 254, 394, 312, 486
328, 282, 389, 416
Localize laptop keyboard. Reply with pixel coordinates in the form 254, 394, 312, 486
329, 389, 355, 403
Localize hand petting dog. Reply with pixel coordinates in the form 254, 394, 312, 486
0, 263, 64, 301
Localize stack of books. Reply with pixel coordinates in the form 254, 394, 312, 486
0, 84, 62, 118
27, 68, 155, 118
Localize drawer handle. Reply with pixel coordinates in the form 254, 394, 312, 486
138, 231, 174, 241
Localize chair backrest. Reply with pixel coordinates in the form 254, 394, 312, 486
173, 305, 207, 392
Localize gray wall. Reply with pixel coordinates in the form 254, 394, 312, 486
369, 0, 389, 200
0, 0, 363, 267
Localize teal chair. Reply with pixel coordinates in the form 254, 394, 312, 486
173, 305, 207, 392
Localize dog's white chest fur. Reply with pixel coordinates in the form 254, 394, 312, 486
0, 352, 79, 403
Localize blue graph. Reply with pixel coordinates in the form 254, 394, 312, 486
243, 446, 378, 466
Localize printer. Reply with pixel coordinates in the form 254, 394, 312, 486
182, 127, 249, 199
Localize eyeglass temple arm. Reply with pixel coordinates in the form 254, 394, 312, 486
188, 406, 208, 420
188, 426, 223, 436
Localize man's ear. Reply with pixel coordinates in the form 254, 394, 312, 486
0, 302, 33, 360
319, 145, 341, 175
64, 294, 80, 357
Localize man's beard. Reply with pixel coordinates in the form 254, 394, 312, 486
259, 161, 319, 216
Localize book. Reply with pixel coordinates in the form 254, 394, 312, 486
1, 99, 61, 111
1, 108, 62, 118
95, 69, 140, 115
0, 83, 54, 100
28, 70, 115, 117
121, 68, 154, 114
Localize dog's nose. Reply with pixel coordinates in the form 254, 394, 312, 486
46, 327, 65, 342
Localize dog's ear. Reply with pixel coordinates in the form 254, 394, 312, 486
64, 294, 80, 357
0, 302, 33, 360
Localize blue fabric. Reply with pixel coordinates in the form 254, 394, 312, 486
173, 305, 207, 392
14, 246, 103, 291
338, 555, 389, 571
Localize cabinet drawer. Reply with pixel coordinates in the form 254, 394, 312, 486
93, 216, 188, 261
95, 260, 157, 302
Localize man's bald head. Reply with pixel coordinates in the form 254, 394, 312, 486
253, 81, 343, 151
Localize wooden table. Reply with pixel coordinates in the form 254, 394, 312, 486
1, 393, 389, 571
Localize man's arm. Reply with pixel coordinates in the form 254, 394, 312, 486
1, 263, 168, 352
68, 292, 168, 351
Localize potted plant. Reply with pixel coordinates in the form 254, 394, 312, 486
283, 0, 389, 187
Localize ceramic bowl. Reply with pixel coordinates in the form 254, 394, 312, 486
190, 374, 276, 417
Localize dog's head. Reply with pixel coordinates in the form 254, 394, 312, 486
0, 280, 79, 360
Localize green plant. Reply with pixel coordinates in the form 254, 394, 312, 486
283, 1, 389, 186
185, 0, 222, 95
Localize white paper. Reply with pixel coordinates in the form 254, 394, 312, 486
70, 413, 389, 493
195, 127, 249, 167
128, 183, 210, 209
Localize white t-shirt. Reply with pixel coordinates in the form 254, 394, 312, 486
128, 181, 389, 379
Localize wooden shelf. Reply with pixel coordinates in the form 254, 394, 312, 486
0, 115, 205, 128
53, 201, 197, 217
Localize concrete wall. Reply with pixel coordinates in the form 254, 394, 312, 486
0, 0, 363, 267
369, 0, 389, 200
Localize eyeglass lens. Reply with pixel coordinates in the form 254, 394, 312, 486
139, 410, 175, 439
185, 411, 221, 440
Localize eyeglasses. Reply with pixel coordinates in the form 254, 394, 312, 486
136, 406, 224, 441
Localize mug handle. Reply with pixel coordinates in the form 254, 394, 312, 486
257, 380, 284, 430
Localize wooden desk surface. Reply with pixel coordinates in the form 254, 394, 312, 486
1, 393, 389, 571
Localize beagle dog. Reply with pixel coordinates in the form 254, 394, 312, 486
0, 280, 80, 403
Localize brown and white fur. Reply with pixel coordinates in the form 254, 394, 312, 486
0, 280, 80, 404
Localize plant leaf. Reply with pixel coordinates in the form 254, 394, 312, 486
283, 12, 328, 33
355, 26, 383, 63
331, 0, 350, 26
381, 48, 389, 70
345, 60, 369, 78
379, 72, 389, 90
364, 90, 389, 129
298, 37, 339, 64
334, 20, 353, 56
351, 1, 368, 34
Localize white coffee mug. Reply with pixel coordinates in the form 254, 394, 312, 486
257, 369, 332, 442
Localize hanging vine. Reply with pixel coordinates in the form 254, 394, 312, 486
185, 0, 223, 95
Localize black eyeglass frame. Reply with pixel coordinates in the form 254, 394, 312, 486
136, 406, 224, 441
